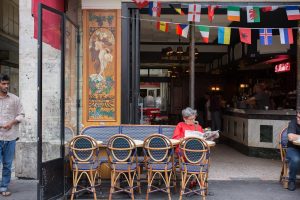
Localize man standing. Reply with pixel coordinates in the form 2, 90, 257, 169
286, 111, 300, 191
0, 74, 24, 196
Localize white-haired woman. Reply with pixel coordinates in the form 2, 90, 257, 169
172, 107, 205, 188
172, 107, 204, 141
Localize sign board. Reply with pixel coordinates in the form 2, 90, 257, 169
275, 62, 290, 73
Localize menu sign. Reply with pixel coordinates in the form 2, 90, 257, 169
275, 62, 290, 73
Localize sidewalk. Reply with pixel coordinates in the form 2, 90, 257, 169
2, 144, 300, 200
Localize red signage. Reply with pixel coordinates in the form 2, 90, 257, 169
275, 62, 290, 73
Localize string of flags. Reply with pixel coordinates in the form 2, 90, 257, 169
133, 0, 300, 23
130, 1, 300, 45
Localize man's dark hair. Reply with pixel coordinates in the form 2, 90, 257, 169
0, 74, 10, 82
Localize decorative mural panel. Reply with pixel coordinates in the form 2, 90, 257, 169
83, 10, 121, 125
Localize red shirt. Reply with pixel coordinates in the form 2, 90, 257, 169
172, 122, 204, 139
172, 122, 204, 154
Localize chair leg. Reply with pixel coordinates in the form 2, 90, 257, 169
128, 171, 134, 200
283, 164, 288, 189
109, 171, 116, 200
70, 171, 78, 200
180, 172, 187, 200
88, 171, 97, 200
146, 170, 152, 200
164, 170, 171, 200
137, 166, 141, 194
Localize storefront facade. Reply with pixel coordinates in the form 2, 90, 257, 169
18, 0, 300, 198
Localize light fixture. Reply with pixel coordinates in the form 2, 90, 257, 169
176, 46, 184, 54
186, 46, 199, 55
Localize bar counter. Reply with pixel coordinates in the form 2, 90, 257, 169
221, 108, 296, 158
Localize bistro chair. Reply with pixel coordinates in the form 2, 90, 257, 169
143, 134, 176, 200
106, 134, 141, 200
69, 135, 101, 200
278, 127, 289, 188
179, 137, 210, 200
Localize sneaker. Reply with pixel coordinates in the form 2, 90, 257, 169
288, 181, 296, 191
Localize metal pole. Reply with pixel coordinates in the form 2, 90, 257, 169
37, 3, 43, 200
189, 22, 195, 108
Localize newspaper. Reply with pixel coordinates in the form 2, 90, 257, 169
203, 130, 220, 141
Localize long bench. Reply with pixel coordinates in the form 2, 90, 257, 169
81, 125, 176, 144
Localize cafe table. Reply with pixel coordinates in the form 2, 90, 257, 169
131, 138, 215, 147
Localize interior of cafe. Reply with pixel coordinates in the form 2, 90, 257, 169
137, 5, 298, 126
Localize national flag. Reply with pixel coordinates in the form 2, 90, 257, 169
32, 0, 65, 50
197, 26, 210, 43
239, 28, 251, 44
207, 5, 218, 22
247, 6, 260, 23
261, 6, 278, 12
218, 27, 231, 45
148, 1, 161, 17
259, 28, 272, 45
285, 6, 300, 20
227, 6, 240, 22
170, 4, 185, 15
176, 24, 189, 38
188, 4, 201, 22
156, 21, 169, 32
133, 0, 149, 9
279, 28, 294, 44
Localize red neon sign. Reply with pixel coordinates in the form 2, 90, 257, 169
275, 62, 290, 73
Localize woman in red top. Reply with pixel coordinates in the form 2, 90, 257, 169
172, 107, 204, 188
172, 107, 204, 140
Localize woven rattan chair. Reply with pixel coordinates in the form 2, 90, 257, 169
69, 135, 101, 200
143, 134, 176, 200
278, 127, 289, 188
179, 137, 210, 200
106, 134, 141, 200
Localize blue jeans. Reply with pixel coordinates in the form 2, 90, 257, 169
0, 140, 16, 189
286, 147, 300, 182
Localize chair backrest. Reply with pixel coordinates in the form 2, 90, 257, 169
160, 125, 176, 138
143, 134, 173, 163
107, 134, 136, 163
279, 127, 289, 148
179, 137, 210, 164
121, 125, 160, 140
81, 126, 121, 144
69, 135, 98, 163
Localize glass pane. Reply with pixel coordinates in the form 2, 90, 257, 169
64, 20, 78, 142
41, 11, 62, 162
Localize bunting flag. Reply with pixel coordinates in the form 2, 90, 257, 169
286, 6, 300, 20
218, 27, 231, 45
247, 6, 260, 23
227, 6, 240, 22
259, 28, 272, 45
156, 21, 169, 32
176, 24, 189, 38
188, 4, 201, 22
279, 28, 294, 44
261, 6, 278, 12
207, 5, 218, 22
197, 26, 210, 43
132, 0, 149, 9
170, 4, 185, 15
148, 1, 161, 17
239, 28, 251, 44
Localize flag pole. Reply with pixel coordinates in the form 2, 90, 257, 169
189, 21, 195, 108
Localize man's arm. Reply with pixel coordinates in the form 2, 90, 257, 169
2, 98, 24, 130
287, 120, 300, 141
